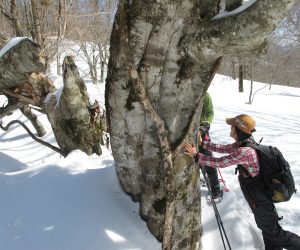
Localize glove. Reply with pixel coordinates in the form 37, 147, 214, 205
199, 121, 210, 136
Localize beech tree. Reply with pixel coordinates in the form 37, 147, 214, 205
105, 1, 300, 249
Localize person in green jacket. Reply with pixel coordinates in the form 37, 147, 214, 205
200, 92, 214, 125
199, 92, 223, 202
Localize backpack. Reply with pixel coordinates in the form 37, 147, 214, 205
240, 141, 297, 203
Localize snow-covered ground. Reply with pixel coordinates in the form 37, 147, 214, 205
1, 62, 300, 250
202, 75, 300, 250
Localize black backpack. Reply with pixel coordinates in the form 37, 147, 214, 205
240, 141, 297, 203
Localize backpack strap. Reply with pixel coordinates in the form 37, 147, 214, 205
235, 164, 251, 177
241, 141, 274, 160
240, 140, 258, 148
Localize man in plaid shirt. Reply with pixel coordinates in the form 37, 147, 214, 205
185, 114, 300, 250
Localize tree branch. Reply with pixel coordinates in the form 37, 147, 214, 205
20, 106, 46, 137
0, 0, 23, 36
184, 0, 300, 58
0, 119, 66, 156
1, 89, 36, 105
0, 100, 26, 119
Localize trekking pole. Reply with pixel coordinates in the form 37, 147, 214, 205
194, 127, 232, 249
217, 168, 230, 192
201, 167, 232, 250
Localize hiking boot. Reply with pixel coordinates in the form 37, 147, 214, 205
207, 189, 223, 203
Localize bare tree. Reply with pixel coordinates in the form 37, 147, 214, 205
30, 0, 42, 44
68, 0, 117, 84
0, 0, 23, 36
105, 1, 300, 249
56, 0, 67, 75
238, 61, 244, 92
220, 3, 300, 88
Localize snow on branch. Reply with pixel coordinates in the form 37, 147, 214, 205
0, 37, 27, 57
212, 0, 257, 20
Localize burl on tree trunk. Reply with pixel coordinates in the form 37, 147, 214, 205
105, 1, 298, 249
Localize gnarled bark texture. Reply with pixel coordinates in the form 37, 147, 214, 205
46, 56, 103, 156
105, 0, 299, 249
0, 38, 45, 89
0, 38, 103, 156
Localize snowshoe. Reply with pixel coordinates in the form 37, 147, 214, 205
200, 176, 206, 187
206, 189, 223, 204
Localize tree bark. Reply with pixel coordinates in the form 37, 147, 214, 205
225, 0, 243, 11
105, 0, 299, 249
249, 78, 254, 104
0, 32, 9, 48
0, 38, 45, 89
45, 56, 102, 156
0, 99, 26, 119
239, 64, 244, 92
231, 59, 236, 80
1, 38, 104, 157
0, 0, 23, 36
30, 0, 42, 45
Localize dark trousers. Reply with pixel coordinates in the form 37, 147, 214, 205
199, 147, 220, 193
239, 176, 300, 250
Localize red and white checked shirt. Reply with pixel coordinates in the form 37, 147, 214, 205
197, 140, 260, 177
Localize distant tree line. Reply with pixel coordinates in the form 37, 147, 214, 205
219, 2, 300, 88
0, 0, 117, 84
0, 0, 116, 156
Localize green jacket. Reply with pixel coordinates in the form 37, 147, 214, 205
200, 92, 214, 124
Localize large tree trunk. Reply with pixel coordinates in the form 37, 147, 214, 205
225, 0, 243, 11
105, 0, 299, 249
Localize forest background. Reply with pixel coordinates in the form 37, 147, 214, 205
1, 0, 300, 90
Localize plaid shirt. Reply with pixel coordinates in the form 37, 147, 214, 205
197, 140, 260, 177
